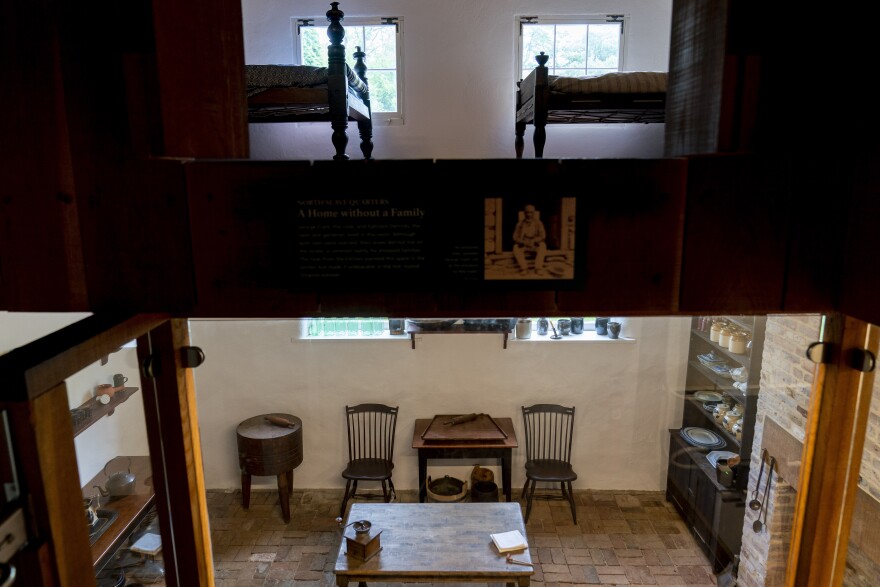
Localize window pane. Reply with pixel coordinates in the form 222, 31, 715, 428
368, 70, 397, 112
555, 25, 587, 72
364, 26, 396, 70
301, 27, 326, 67
344, 26, 365, 67
587, 23, 620, 70
522, 25, 555, 69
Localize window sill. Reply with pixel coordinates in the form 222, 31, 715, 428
513, 333, 636, 343
301, 333, 635, 343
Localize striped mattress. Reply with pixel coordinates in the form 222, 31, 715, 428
549, 71, 667, 95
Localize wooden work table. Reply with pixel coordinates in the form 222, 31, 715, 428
334, 502, 532, 587
412, 416, 518, 502
82, 455, 155, 570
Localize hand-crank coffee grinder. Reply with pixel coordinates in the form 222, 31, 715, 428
336, 517, 382, 561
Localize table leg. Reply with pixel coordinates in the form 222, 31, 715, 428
502, 448, 512, 502
286, 470, 294, 497
241, 472, 252, 508
418, 451, 427, 503
277, 472, 291, 523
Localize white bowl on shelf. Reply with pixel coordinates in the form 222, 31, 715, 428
729, 366, 749, 383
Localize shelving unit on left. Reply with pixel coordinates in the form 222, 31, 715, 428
70, 387, 140, 438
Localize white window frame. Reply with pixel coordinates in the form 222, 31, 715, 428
292, 15, 405, 126
516, 14, 628, 82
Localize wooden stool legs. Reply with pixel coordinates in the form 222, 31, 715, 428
242, 472, 252, 508
240, 469, 294, 523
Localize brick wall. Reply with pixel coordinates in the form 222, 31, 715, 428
738, 314, 880, 585
738, 314, 819, 587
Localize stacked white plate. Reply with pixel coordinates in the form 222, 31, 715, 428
680, 427, 726, 449
693, 391, 724, 403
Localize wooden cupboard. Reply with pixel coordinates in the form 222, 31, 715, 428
666, 315, 765, 572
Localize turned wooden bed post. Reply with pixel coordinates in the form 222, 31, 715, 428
353, 46, 374, 160
532, 52, 550, 158
515, 79, 526, 159
326, 2, 350, 160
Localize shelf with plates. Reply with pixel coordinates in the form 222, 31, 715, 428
687, 361, 747, 404
668, 315, 766, 574
690, 328, 750, 366
682, 399, 741, 452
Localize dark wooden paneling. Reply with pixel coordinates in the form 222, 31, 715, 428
71, 158, 196, 314
839, 152, 880, 326
679, 154, 789, 313
151, 0, 248, 157
556, 158, 687, 315
782, 155, 845, 315
185, 160, 319, 317
0, 0, 88, 310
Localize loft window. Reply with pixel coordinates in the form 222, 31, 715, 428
295, 15, 404, 124
518, 15, 625, 81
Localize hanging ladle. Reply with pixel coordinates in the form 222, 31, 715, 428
749, 449, 769, 511
753, 457, 775, 532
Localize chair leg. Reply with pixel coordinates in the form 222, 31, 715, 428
381, 480, 389, 503
520, 478, 530, 501
339, 479, 353, 519
524, 480, 536, 523
565, 481, 577, 523
388, 478, 397, 501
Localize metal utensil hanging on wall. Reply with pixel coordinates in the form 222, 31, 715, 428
753, 456, 776, 532
749, 449, 769, 511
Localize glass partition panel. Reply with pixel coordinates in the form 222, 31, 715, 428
67, 339, 166, 585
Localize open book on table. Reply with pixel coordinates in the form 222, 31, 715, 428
490, 529, 528, 553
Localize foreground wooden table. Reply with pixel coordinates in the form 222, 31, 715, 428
334, 502, 533, 587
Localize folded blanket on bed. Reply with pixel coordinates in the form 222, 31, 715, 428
245, 64, 368, 98
549, 71, 667, 95
245, 65, 330, 97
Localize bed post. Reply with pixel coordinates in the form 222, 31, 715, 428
515, 79, 525, 159
533, 52, 550, 158
326, 2, 350, 160
352, 46, 374, 160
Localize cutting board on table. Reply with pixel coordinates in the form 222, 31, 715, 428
420, 414, 508, 441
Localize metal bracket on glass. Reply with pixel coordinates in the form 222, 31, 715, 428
849, 348, 876, 373
805, 342, 830, 364
182, 346, 206, 368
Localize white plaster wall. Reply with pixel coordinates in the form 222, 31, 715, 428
0, 311, 92, 354
68, 349, 149, 489
241, 0, 672, 160
190, 316, 689, 491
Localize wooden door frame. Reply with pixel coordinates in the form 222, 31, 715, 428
787, 313, 879, 585
0, 313, 213, 586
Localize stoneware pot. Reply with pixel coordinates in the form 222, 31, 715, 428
607, 321, 622, 339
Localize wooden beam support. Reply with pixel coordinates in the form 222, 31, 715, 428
788, 314, 879, 586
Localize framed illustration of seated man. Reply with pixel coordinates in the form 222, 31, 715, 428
484, 196, 575, 281
513, 204, 548, 276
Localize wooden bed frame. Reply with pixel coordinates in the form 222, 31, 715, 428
246, 2, 373, 160
515, 52, 666, 159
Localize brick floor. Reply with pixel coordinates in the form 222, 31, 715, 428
143, 489, 716, 586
